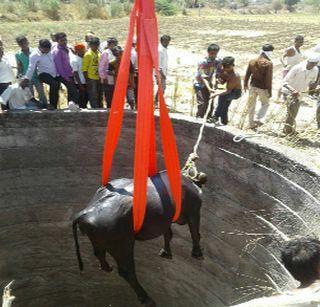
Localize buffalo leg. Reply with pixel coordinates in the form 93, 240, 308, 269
88, 235, 113, 272
187, 213, 203, 259
159, 227, 173, 259
108, 239, 156, 307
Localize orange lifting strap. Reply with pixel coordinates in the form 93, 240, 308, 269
101, 0, 181, 233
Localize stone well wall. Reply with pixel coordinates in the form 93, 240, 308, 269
0, 111, 319, 307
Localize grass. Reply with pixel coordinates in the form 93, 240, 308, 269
1, 12, 319, 168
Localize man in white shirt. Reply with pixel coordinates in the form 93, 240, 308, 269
0, 82, 42, 111
158, 35, 171, 94
71, 43, 88, 108
282, 54, 320, 135
155, 35, 171, 105
0, 46, 15, 110
21, 39, 60, 109
232, 237, 320, 307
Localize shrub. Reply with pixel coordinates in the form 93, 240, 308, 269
22, 0, 39, 12
86, 3, 109, 19
41, 0, 60, 20
155, 0, 177, 16
110, 1, 123, 17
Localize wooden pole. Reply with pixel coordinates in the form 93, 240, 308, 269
2, 281, 15, 307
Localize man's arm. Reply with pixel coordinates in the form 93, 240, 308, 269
283, 66, 299, 96
24, 53, 38, 81
15, 55, 23, 77
158, 48, 166, 79
0, 86, 13, 106
70, 58, 82, 86
99, 52, 109, 84
266, 62, 273, 97
82, 53, 90, 84
243, 63, 252, 91
280, 47, 295, 67
53, 49, 69, 81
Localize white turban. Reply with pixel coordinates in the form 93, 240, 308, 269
307, 53, 320, 63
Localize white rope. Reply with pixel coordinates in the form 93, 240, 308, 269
193, 95, 216, 155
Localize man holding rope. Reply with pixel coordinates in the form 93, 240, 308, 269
194, 43, 222, 118
282, 54, 320, 135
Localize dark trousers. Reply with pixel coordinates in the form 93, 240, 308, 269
102, 84, 115, 109
0, 83, 11, 110
214, 89, 242, 125
39, 73, 60, 109
87, 79, 103, 108
57, 77, 79, 105
76, 84, 89, 108
195, 85, 213, 118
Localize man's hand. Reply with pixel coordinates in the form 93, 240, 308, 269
291, 90, 299, 98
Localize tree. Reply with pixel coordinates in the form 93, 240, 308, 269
305, 0, 320, 12
212, 0, 227, 8
236, 0, 249, 7
272, 0, 283, 13
284, 0, 300, 11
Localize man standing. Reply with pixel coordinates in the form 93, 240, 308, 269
0, 46, 15, 110
282, 54, 319, 135
244, 44, 274, 129
99, 37, 118, 108
103, 46, 135, 109
52, 32, 79, 105
21, 39, 60, 109
211, 56, 242, 125
277, 35, 305, 100
158, 35, 171, 95
15, 35, 47, 106
82, 37, 102, 108
281, 35, 304, 77
71, 43, 88, 108
194, 43, 222, 118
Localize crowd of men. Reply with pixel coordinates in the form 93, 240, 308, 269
194, 35, 320, 135
0, 32, 320, 135
0, 32, 171, 113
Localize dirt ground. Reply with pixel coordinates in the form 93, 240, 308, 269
1, 13, 319, 169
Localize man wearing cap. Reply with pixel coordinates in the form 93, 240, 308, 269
71, 43, 88, 108
244, 44, 274, 129
282, 54, 320, 135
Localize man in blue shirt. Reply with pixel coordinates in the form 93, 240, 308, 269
194, 43, 222, 118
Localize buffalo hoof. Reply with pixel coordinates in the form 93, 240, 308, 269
100, 265, 113, 272
143, 297, 156, 307
159, 249, 172, 259
192, 249, 204, 260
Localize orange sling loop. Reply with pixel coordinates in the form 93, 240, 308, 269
101, 0, 181, 233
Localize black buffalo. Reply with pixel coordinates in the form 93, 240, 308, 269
72, 170, 205, 306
